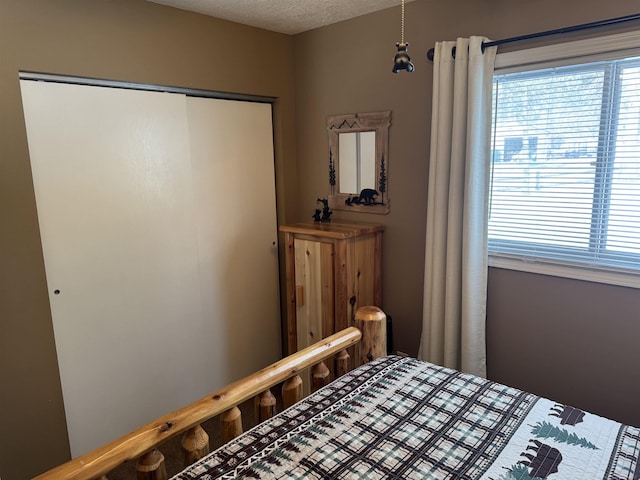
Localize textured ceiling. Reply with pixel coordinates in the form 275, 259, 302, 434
147, 0, 409, 35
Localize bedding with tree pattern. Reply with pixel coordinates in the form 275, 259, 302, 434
173, 356, 640, 479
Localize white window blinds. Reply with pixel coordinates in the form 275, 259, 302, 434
489, 46, 640, 284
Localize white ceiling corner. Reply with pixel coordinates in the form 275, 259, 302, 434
147, 0, 409, 35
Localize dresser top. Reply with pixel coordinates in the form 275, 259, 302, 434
279, 221, 384, 239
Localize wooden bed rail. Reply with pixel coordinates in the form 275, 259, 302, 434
35, 306, 387, 480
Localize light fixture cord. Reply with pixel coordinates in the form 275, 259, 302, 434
401, 0, 405, 44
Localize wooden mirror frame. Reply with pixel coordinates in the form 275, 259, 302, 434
327, 111, 391, 214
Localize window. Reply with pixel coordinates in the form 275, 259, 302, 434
488, 33, 640, 287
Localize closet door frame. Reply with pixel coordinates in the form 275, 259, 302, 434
19, 71, 276, 103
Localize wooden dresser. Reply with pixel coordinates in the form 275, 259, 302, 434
279, 222, 384, 361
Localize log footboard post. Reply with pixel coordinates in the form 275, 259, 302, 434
181, 424, 210, 467
311, 361, 330, 392
221, 406, 243, 443
282, 375, 303, 408
354, 306, 387, 367
257, 389, 277, 422
335, 349, 350, 377
136, 449, 167, 480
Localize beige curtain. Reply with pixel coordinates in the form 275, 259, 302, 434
419, 37, 497, 378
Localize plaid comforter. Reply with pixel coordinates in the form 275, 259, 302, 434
173, 356, 640, 479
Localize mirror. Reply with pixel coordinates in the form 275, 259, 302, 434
327, 111, 391, 214
339, 131, 376, 194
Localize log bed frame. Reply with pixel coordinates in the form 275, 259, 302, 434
35, 306, 388, 480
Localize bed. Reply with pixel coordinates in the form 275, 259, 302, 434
35, 307, 640, 480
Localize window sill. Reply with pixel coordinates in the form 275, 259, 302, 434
488, 255, 640, 289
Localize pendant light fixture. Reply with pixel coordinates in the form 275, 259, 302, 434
392, 0, 414, 73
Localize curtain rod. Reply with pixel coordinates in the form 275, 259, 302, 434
426, 12, 640, 61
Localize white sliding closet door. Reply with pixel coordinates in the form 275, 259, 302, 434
186, 97, 281, 384
20, 80, 281, 457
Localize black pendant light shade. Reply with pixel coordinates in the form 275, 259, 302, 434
392, 42, 414, 73
392, 0, 414, 73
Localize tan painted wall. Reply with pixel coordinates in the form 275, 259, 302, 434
292, 0, 640, 427
0, 1, 297, 478
3, 0, 640, 478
